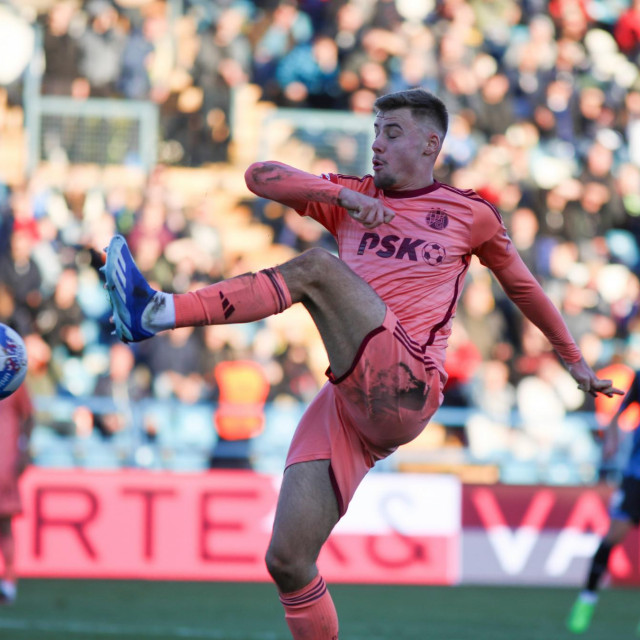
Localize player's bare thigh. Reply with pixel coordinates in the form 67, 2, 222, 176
278, 248, 386, 378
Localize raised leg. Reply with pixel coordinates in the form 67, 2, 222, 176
105, 237, 387, 379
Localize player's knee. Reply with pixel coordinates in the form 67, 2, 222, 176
298, 247, 343, 284
303, 247, 338, 271
265, 546, 288, 583
265, 545, 305, 587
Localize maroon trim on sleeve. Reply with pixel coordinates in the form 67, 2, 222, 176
439, 183, 504, 223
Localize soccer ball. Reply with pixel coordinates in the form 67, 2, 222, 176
422, 242, 446, 266
0, 324, 28, 400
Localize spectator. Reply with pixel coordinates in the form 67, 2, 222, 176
0, 228, 42, 336
41, 1, 85, 97
614, 0, 640, 58
37, 266, 84, 345
210, 359, 270, 469
77, 0, 126, 97
250, 0, 314, 100
92, 342, 150, 438
117, 15, 154, 100
275, 35, 343, 108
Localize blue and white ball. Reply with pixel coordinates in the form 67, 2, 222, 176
0, 324, 28, 400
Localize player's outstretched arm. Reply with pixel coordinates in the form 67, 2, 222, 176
245, 161, 342, 210
245, 161, 394, 228
492, 253, 623, 398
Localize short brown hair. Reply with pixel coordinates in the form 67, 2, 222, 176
374, 89, 449, 138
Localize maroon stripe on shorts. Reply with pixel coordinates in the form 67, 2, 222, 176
393, 328, 426, 364
394, 322, 424, 351
327, 325, 386, 385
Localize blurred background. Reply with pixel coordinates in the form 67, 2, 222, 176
2, 0, 640, 487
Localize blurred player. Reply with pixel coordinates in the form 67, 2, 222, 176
0, 383, 33, 604
567, 368, 640, 634
104, 88, 621, 639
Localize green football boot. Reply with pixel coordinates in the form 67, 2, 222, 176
566, 596, 596, 634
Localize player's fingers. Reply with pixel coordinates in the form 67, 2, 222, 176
593, 378, 624, 395
363, 206, 387, 228
588, 384, 624, 398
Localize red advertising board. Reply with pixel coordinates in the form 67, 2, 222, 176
7, 468, 460, 585
462, 484, 640, 585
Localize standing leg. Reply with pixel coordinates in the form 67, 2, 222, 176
104, 238, 389, 640
585, 518, 632, 593
266, 460, 340, 640
567, 517, 633, 634
0, 517, 17, 603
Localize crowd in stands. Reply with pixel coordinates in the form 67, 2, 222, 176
1, 0, 640, 478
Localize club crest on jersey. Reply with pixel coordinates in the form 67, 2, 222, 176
425, 208, 449, 230
422, 242, 446, 266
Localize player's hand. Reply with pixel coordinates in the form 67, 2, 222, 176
338, 189, 395, 229
566, 357, 624, 398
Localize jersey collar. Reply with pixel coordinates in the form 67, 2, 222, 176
382, 181, 441, 199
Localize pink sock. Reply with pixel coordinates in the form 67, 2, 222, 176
279, 575, 339, 640
174, 268, 292, 327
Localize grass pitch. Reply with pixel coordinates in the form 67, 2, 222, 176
0, 579, 636, 640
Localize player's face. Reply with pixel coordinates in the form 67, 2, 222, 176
371, 108, 437, 190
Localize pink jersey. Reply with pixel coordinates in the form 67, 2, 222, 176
296, 175, 511, 370
296, 173, 581, 373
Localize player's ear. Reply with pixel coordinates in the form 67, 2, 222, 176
424, 131, 440, 155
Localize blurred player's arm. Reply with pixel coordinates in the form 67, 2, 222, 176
16, 386, 34, 475
492, 253, 622, 398
16, 413, 34, 475
245, 161, 394, 228
603, 371, 640, 458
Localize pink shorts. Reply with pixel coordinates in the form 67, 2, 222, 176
285, 307, 444, 517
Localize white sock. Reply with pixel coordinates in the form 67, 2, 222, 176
1, 580, 16, 601
142, 292, 176, 333
579, 590, 598, 605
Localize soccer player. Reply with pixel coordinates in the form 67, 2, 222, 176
567, 368, 640, 634
0, 382, 33, 604
104, 88, 621, 639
